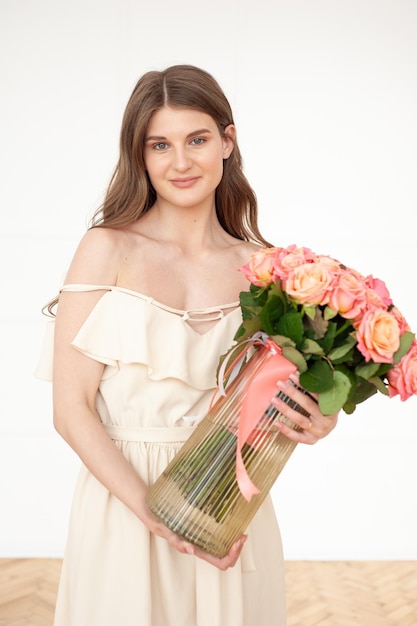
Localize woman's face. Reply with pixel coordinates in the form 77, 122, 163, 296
144, 106, 235, 210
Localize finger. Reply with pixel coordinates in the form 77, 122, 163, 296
270, 393, 313, 431
153, 519, 246, 567
276, 379, 317, 413
193, 536, 247, 570
274, 416, 319, 445
166, 533, 195, 555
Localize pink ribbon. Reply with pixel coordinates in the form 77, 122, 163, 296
217, 333, 297, 502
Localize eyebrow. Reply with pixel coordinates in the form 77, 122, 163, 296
145, 128, 213, 142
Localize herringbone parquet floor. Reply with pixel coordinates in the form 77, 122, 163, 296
0, 559, 416, 625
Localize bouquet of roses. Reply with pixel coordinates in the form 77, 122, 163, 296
232, 244, 417, 415
146, 244, 417, 558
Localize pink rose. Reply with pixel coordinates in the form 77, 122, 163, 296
356, 308, 401, 363
272, 245, 317, 281
284, 260, 333, 306
328, 269, 368, 319
365, 275, 393, 307
239, 247, 280, 287
387, 340, 417, 400
363, 288, 386, 314
390, 306, 411, 335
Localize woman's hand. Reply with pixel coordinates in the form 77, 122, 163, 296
270, 372, 339, 444
143, 505, 247, 570
191, 536, 247, 570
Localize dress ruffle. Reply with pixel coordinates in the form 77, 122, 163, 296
36, 289, 242, 390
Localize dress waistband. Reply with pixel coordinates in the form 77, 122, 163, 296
103, 424, 195, 443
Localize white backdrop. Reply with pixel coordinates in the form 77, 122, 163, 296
1, 0, 416, 559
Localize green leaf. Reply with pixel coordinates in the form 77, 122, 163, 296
317, 370, 351, 415
239, 291, 262, 321
347, 377, 378, 406
299, 359, 334, 393
275, 311, 304, 346
324, 306, 338, 320
394, 331, 415, 364
355, 360, 380, 380
327, 335, 356, 362
330, 348, 355, 365
233, 317, 262, 341
368, 375, 389, 395
250, 283, 268, 300
374, 362, 392, 377
259, 294, 285, 335
239, 284, 270, 312
301, 338, 324, 356
269, 280, 287, 304
270, 334, 296, 348
239, 290, 257, 307
318, 321, 337, 353
281, 346, 308, 372
303, 304, 317, 320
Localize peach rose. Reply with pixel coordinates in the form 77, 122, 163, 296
328, 269, 368, 319
239, 247, 280, 287
315, 254, 342, 273
272, 245, 317, 280
284, 260, 333, 306
387, 339, 417, 400
356, 308, 401, 363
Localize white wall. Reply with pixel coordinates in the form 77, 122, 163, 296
1, 0, 416, 559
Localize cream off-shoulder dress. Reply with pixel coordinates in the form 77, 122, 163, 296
37, 284, 287, 626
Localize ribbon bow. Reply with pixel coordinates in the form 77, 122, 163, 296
217, 333, 297, 501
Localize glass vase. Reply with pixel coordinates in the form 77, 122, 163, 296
146, 343, 310, 558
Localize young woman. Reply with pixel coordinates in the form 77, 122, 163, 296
44, 65, 338, 626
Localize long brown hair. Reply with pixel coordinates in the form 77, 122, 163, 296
90, 64, 271, 246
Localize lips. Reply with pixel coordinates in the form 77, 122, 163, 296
170, 177, 200, 188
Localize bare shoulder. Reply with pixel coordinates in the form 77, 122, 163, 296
228, 239, 264, 268
234, 240, 263, 258
74, 226, 124, 255
64, 227, 126, 286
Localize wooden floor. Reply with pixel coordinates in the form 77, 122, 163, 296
0, 559, 416, 625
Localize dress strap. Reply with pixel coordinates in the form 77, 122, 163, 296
58, 284, 240, 322
60, 284, 113, 293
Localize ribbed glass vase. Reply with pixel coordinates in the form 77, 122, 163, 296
146, 343, 310, 558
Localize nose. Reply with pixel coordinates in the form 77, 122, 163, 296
172, 146, 191, 172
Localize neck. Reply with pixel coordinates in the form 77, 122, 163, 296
139, 201, 227, 252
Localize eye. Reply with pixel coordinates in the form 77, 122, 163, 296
153, 142, 169, 150
190, 137, 206, 146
